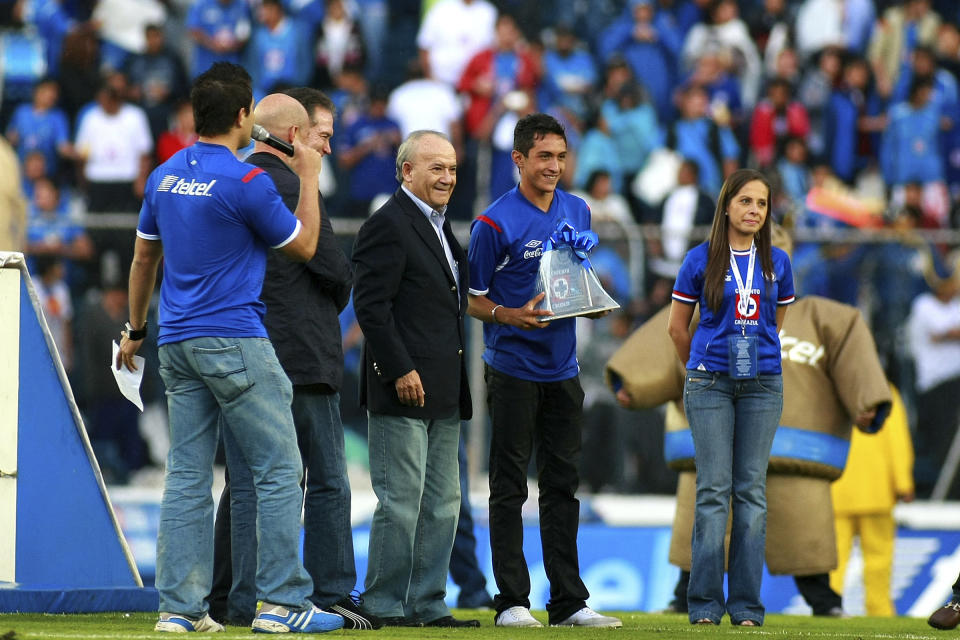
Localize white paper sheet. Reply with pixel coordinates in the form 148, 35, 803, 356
111, 341, 145, 412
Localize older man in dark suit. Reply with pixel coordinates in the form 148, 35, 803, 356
352, 130, 477, 629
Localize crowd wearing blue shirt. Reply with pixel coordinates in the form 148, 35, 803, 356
2, 0, 959, 228
4, 0, 960, 487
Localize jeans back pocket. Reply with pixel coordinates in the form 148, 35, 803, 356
193, 344, 253, 403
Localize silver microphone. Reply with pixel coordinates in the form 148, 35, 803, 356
251, 123, 294, 157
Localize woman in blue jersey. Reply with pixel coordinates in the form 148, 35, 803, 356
667, 168, 795, 627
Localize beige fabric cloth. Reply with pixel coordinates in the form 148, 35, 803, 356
0, 138, 26, 252
669, 471, 838, 574
868, 6, 940, 94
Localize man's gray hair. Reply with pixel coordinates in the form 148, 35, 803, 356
395, 130, 450, 183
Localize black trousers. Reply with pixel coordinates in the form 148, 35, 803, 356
794, 573, 842, 614
208, 466, 234, 624
485, 365, 589, 624
85, 180, 141, 287
914, 375, 960, 499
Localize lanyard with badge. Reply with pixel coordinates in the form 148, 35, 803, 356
728, 242, 758, 379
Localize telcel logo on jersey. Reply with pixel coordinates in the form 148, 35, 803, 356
157, 174, 217, 197
523, 239, 543, 260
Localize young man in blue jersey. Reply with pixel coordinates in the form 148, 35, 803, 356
466, 113, 621, 629
116, 62, 342, 634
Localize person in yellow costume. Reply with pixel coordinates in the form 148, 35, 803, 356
830, 384, 914, 617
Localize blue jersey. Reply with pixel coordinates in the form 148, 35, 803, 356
245, 19, 311, 100
28, 0, 74, 75
671, 118, 740, 197
340, 114, 401, 200
137, 142, 301, 346
880, 100, 943, 185
26, 200, 83, 247
672, 242, 795, 374
541, 49, 596, 119
185, 0, 251, 77
7, 104, 70, 169
468, 186, 591, 382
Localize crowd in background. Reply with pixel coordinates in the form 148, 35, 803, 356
3, 0, 960, 497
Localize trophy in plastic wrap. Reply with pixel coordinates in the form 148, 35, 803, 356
534, 244, 620, 321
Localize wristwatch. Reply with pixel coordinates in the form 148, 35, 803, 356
125, 321, 148, 341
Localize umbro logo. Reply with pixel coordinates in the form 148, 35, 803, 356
157, 174, 217, 196
523, 239, 544, 259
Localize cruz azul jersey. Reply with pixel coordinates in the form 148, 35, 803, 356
672, 241, 795, 374
468, 186, 590, 382
137, 141, 301, 345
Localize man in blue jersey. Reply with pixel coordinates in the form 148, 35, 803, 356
245, 0, 311, 100
186, 0, 251, 77
208, 87, 381, 630
466, 113, 621, 629
116, 62, 342, 635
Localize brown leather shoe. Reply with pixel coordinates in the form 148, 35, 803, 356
929, 600, 960, 630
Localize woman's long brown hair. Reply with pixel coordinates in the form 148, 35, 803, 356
703, 169, 774, 313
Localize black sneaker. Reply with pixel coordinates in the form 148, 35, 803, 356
423, 615, 481, 627
380, 616, 421, 627
330, 594, 385, 630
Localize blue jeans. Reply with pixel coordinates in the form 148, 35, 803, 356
683, 371, 782, 626
363, 411, 460, 621
224, 389, 356, 615
296, 390, 356, 606
449, 428, 488, 601
156, 337, 312, 618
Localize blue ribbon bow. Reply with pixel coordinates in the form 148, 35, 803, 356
548, 220, 598, 266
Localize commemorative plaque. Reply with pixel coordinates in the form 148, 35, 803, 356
534, 245, 620, 321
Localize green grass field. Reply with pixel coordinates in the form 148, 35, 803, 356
0, 610, 949, 639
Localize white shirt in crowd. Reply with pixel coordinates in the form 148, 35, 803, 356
75, 103, 153, 183
387, 78, 463, 139
907, 291, 960, 393
660, 185, 700, 271
416, 0, 496, 87
92, 0, 167, 55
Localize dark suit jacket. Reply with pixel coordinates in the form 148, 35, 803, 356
249, 152, 353, 391
352, 188, 472, 420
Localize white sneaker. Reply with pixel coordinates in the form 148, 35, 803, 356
496, 606, 543, 627
553, 607, 622, 628
155, 612, 225, 632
